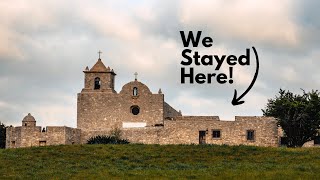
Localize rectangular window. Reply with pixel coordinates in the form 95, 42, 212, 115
314, 136, 320, 145
247, 130, 255, 141
280, 137, 288, 146
11, 141, 15, 147
212, 130, 221, 139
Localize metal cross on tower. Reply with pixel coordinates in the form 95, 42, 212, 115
134, 72, 138, 81
98, 50, 102, 59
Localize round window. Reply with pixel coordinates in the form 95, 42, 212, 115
131, 106, 140, 115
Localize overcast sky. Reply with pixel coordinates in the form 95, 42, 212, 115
0, 0, 319, 127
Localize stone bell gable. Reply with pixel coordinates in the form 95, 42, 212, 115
82, 58, 116, 93
77, 59, 166, 132
6, 54, 285, 148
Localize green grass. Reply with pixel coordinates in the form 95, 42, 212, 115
0, 144, 319, 179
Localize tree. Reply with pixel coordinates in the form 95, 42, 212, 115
0, 122, 6, 149
262, 89, 320, 147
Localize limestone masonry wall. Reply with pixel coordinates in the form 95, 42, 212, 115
78, 116, 278, 147
164, 102, 182, 118
77, 80, 164, 131
158, 116, 278, 147
6, 59, 285, 148
6, 126, 81, 148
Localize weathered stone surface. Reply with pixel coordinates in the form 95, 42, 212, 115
164, 102, 182, 118
6, 58, 292, 148
77, 80, 164, 131
6, 125, 81, 148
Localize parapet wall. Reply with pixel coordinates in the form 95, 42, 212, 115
234, 116, 276, 121
173, 116, 220, 121
161, 116, 278, 146
6, 116, 279, 148
80, 127, 163, 144
79, 116, 278, 147
6, 126, 81, 148
164, 102, 182, 118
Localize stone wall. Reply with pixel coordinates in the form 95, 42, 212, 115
78, 116, 278, 147
79, 128, 159, 144
65, 127, 82, 145
122, 127, 163, 144
6, 127, 21, 148
5, 58, 281, 148
164, 102, 182, 118
6, 126, 81, 148
157, 116, 278, 147
77, 80, 164, 131
81, 127, 163, 144
174, 116, 220, 121
80, 130, 110, 144
7, 116, 279, 148
82, 72, 116, 93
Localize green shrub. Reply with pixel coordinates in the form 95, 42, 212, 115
87, 135, 129, 144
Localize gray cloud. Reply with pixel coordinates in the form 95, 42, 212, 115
0, 0, 319, 126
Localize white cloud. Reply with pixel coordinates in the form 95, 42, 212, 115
170, 89, 267, 121
0, 0, 319, 128
28, 104, 76, 127
0, 101, 9, 109
281, 66, 299, 82
82, 9, 141, 41
180, 0, 300, 47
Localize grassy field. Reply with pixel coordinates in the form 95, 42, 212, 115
0, 144, 319, 179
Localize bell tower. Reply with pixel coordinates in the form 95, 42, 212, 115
81, 52, 116, 93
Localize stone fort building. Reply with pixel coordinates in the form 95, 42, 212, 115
6, 57, 280, 148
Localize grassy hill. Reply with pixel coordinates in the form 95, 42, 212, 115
0, 144, 319, 179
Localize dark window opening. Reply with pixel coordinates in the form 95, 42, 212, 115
131, 106, 140, 115
24, 123, 27, 126
94, 77, 101, 90
133, 87, 138, 96
199, 131, 206, 144
212, 130, 221, 138
11, 141, 15, 147
247, 130, 255, 141
314, 136, 320, 145
280, 137, 288, 146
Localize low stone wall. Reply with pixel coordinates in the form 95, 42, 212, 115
80, 127, 163, 144
164, 102, 182, 118
80, 116, 278, 147
7, 116, 279, 148
159, 116, 278, 147
65, 127, 82, 145
6, 126, 81, 148
122, 127, 163, 144
80, 130, 111, 144
173, 116, 220, 121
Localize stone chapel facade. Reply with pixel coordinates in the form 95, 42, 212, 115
6, 58, 281, 148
